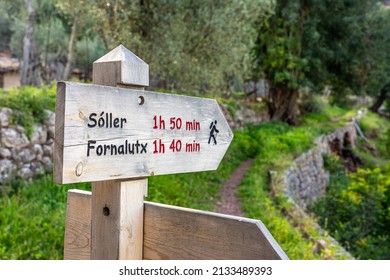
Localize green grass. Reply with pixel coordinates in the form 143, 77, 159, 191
356, 111, 390, 166
0, 177, 90, 259
1, 85, 387, 260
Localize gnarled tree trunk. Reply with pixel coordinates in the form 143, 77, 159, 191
370, 82, 390, 113
267, 86, 299, 125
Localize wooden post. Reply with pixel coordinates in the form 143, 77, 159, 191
91, 45, 149, 259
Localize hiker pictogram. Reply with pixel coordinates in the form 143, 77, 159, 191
208, 120, 219, 145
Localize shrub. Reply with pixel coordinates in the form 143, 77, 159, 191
299, 87, 327, 114
311, 160, 390, 259
0, 85, 56, 138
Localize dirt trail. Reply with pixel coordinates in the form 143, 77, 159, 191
215, 159, 254, 216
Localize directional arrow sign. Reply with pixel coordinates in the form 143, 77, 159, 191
54, 81, 233, 184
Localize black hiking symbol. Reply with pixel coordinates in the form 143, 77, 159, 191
208, 120, 219, 145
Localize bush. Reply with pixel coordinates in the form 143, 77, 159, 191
299, 87, 327, 114
0, 85, 56, 138
311, 159, 390, 259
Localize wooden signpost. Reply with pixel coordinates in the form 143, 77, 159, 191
54, 81, 232, 184
55, 45, 288, 260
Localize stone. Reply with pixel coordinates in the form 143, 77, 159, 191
18, 148, 36, 163
0, 159, 17, 182
0, 148, 11, 159
33, 144, 44, 161
0, 107, 12, 128
44, 110, 55, 139
285, 123, 358, 210
17, 164, 33, 180
43, 144, 53, 157
314, 239, 328, 254
31, 161, 44, 177
15, 125, 26, 134
0, 127, 30, 149
44, 110, 55, 126
31, 124, 47, 145
42, 156, 53, 172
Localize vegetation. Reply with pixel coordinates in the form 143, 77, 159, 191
252, 0, 390, 123
1, 0, 390, 261
0, 177, 90, 259
311, 157, 390, 259
0, 93, 356, 259
309, 111, 390, 259
2, 1, 390, 122
0, 85, 56, 138
0, 0, 262, 94
237, 106, 356, 259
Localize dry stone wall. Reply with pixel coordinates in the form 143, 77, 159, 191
284, 123, 357, 209
0, 107, 55, 183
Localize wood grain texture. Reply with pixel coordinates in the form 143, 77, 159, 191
53, 81, 233, 184
64, 189, 92, 260
93, 45, 149, 87
119, 180, 148, 259
64, 191, 288, 260
91, 179, 148, 260
53, 82, 65, 183
143, 202, 289, 260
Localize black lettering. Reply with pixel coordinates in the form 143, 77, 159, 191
121, 118, 127, 128
87, 140, 96, 156
96, 145, 103, 156
103, 144, 110, 155
135, 140, 141, 153
98, 111, 105, 127
87, 113, 97, 128
110, 144, 117, 155
87, 112, 126, 129
114, 118, 120, 128
87, 140, 148, 157
118, 144, 124, 154
128, 143, 135, 154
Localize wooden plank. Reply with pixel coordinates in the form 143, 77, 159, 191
64, 190, 288, 260
64, 189, 91, 260
54, 82, 233, 184
53, 82, 66, 184
143, 202, 288, 260
89, 45, 149, 260
91, 179, 148, 260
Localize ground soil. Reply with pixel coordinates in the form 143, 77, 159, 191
215, 159, 254, 216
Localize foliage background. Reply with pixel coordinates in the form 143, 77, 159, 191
1, 0, 390, 260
